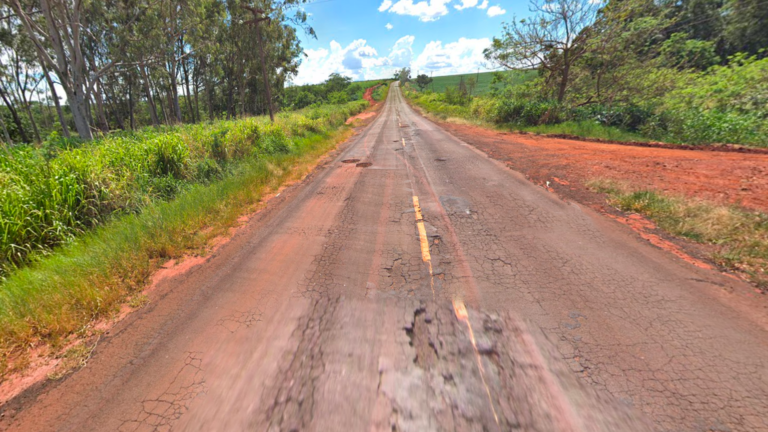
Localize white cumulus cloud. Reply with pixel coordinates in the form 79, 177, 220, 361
412, 37, 492, 76
386, 23, 394, 30
293, 36, 496, 86
293, 39, 388, 85
292, 36, 418, 85
389, 35, 415, 68
382, 0, 452, 22
478, 0, 489, 9
454, 0, 478, 10
487, 5, 506, 16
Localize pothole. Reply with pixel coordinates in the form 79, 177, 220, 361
356, 162, 372, 168
435, 158, 447, 162
404, 307, 438, 369
341, 159, 360, 164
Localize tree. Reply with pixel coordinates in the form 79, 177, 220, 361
570, 0, 676, 108
327, 91, 348, 104
484, 0, 599, 103
398, 67, 410, 86
466, 76, 477, 96
660, 33, 719, 70
324, 73, 352, 95
5, 0, 112, 140
724, 0, 768, 57
415, 73, 433, 90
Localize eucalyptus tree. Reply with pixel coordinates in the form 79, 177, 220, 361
0, 0, 314, 139
4, 0, 107, 139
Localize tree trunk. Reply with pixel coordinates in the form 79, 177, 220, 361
254, 20, 275, 122
93, 79, 110, 131
0, 84, 29, 143
7, 0, 93, 140
193, 58, 202, 121
557, 50, 570, 104
19, 91, 41, 142
128, 74, 135, 130
156, 84, 169, 125
139, 65, 160, 126
169, 67, 182, 123
206, 71, 214, 121
103, 79, 125, 130
181, 57, 195, 122
226, 80, 234, 120
63, 85, 94, 141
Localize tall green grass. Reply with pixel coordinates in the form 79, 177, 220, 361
518, 121, 650, 142
0, 101, 366, 362
0, 102, 367, 279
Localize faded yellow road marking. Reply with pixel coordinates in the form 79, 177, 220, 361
453, 299, 501, 428
402, 138, 406, 148
412, 196, 435, 298
412, 196, 423, 221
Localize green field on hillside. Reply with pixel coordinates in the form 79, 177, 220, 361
419, 70, 536, 95
355, 78, 391, 88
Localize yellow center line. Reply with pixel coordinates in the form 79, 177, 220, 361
412, 196, 435, 299
453, 299, 500, 428
402, 138, 406, 148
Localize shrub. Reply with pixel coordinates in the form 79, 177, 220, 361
328, 91, 349, 104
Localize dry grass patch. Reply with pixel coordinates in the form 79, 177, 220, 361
587, 178, 768, 290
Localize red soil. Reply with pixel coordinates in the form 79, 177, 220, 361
440, 124, 768, 212
362, 84, 381, 105
346, 84, 385, 125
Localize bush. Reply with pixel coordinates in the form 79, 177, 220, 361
645, 108, 767, 146
328, 91, 349, 104
571, 104, 655, 131
491, 98, 561, 125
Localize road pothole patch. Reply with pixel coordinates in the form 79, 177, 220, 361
341, 158, 360, 164
356, 162, 372, 168
405, 306, 438, 369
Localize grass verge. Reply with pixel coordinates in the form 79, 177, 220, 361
517, 121, 650, 143
0, 126, 354, 376
587, 179, 768, 290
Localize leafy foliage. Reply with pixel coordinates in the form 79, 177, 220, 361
282, 74, 388, 109
415, 74, 433, 90
407, 0, 768, 147
0, 100, 368, 278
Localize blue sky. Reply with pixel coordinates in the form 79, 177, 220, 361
291, 0, 531, 84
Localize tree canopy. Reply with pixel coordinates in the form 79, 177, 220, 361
0, 0, 315, 142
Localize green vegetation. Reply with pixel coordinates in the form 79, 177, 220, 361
372, 83, 389, 102
0, 100, 367, 362
424, 70, 536, 95
405, 0, 768, 147
283, 74, 389, 109
517, 121, 649, 142
588, 179, 768, 290
1, 1, 316, 143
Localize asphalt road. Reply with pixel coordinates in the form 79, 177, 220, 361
3, 83, 767, 432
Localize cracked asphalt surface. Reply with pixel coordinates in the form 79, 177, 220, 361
2, 84, 768, 431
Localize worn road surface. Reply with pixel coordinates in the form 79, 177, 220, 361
3, 84, 768, 432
